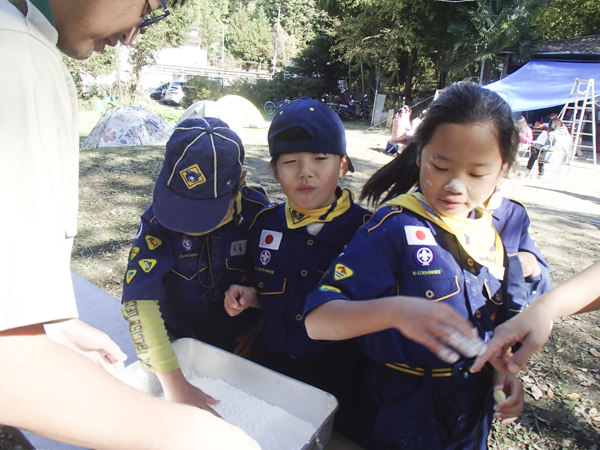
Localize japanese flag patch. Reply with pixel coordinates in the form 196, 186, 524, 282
404, 226, 437, 246
259, 230, 283, 250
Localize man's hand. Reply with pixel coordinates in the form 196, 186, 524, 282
44, 319, 127, 374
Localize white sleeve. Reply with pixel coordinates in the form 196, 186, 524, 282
0, 4, 79, 330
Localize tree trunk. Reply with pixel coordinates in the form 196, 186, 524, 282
404, 48, 416, 105
115, 44, 123, 101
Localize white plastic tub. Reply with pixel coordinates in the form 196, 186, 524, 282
116, 338, 338, 450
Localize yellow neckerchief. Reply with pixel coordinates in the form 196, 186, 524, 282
189, 191, 242, 236
285, 188, 352, 229
388, 192, 504, 272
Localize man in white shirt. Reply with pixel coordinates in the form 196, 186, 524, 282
0, 0, 258, 448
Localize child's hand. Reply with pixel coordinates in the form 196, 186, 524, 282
516, 252, 542, 277
224, 285, 258, 317
492, 372, 524, 425
234, 316, 265, 358
391, 297, 486, 364
470, 302, 554, 374
157, 369, 221, 417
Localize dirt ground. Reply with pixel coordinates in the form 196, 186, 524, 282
4, 124, 600, 449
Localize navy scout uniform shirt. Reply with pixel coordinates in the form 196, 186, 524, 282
250, 198, 371, 359
305, 205, 512, 368
122, 186, 268, 341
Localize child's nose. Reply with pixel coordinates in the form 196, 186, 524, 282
444, 178, 466, 194
298, 162, 314, 178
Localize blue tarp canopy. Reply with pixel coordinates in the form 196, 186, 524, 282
485, 60, 600, 112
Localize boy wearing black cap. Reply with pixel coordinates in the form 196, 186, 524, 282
122, 117, 268, 413
224, 98, 371, 438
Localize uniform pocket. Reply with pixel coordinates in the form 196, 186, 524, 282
397, 276, 461, 302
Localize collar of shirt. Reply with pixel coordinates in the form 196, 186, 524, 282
29, 0, 54, 25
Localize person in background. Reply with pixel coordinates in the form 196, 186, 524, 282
526, 118, 571, 178
122, 117, 268, 415
0, 0, 258, 447
515, 116, 532, 156
304, 83, 525, 449
385, 105, 412, 155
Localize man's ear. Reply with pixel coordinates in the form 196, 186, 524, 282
239, 169, 247, 186
339, 156, 350, 177
271, 161, 280, 182
416, 152, 421, 167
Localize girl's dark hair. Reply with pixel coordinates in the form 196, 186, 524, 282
360, 82, 519, 207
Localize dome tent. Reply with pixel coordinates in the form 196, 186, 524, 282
176, 100, 221, 126
216, 95, 267, 129
82, 105, 174, 148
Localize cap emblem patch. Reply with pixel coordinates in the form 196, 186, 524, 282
180, 164, 206, 189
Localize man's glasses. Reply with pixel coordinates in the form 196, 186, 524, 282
140, 0, 170, 28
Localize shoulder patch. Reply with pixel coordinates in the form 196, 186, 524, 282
146, 235, 163, 250
334, 263, 354, 281
319, 285, 341, 293
405, 226, 437, 246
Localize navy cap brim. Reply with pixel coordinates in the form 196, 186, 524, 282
153, 166, 232, 234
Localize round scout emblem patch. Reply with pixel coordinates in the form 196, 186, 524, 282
260, 250, 271, 266
181, 235, 193, 252
414, 247, 435, 267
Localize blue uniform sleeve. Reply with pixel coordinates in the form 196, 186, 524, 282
122, 206, 175, 302
305, 211, 401, 314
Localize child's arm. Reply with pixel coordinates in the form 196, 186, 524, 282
472, 261, 600, 374
224, 285, 261, 316
122, 300, 220, 415
492, 371, 524, 425
305, 296, 486, 364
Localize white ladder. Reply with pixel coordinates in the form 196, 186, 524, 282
558, 78, 597, 170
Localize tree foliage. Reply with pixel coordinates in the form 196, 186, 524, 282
533, 0, 600, 39
446, 0, 545, 83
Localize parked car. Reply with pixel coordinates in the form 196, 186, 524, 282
149, 83, 168, 101
163, 81, 186, 105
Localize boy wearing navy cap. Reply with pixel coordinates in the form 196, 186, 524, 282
122, 117, 268, 414
224, 98, 371, 439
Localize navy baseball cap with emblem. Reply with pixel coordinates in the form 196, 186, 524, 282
153, 117, 244, 234
268, 98, 354, 172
